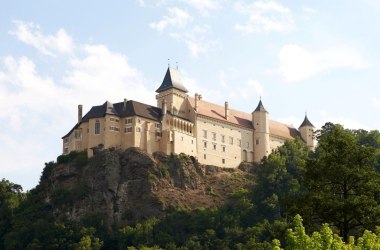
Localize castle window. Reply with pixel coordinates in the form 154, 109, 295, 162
155, 123, 160, 129
222, 146, 226, 152
203, 141, 207, 148
110, 117, 119, 123
203, 130, 207, 138
109, 126, 120, 132
246, 142, 250, 149
204, 154, 206, 159
238, 139, 241, 147
136, 127, 141, 132
212, 132, 216, 141
221, 135, 225, 143
95, 120, 100, 134
256, 139, 260, 145
229, 136, 233, 145
222, 159, 225, 164
125, 127, 132, 133
213, 144, 217, 150
125, 118, 133, 124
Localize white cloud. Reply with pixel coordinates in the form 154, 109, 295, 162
234, 1, 294, 33
182, 0, 220, 15
10, 20, 74, 56
136, 0, 167, 7
170, 25, 220, 57
279, 116, 301, 128
150, 7, 193, 31
278, 44, 370, 82
302, 6, 318, 13
64, 44, 152, 106
0, 22, 155, 189
230, 79, 264, 101
316, 110, 370, 130
247, 79, 264, 97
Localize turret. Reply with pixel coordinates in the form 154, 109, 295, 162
155, 67, 188, 118
299, 114, 315, 149
252, 100, 270, 162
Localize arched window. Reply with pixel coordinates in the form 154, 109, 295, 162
95, 120, 100, 134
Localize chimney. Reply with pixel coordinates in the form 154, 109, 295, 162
194, 93, 199, 111
225, 101, 229, 120
124, 98, 127, 111
162, 99, 167, 115
78, 105, 83, 123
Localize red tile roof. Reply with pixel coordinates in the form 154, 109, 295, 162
188, 97, 299, 140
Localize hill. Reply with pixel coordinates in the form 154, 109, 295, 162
39, 148, 253, 232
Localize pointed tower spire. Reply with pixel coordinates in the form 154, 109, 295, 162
155, 67, 188, 93
299, 114, 314, 128
253, 99, 268, 113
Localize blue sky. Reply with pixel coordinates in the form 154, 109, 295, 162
1, 0, 380, 190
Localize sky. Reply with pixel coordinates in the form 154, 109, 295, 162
1, 0, 380, 190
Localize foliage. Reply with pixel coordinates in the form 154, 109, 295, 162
4, 123, 380, 249
275, 214, 380, 250
0, 179, 25, 249
57, 150, 88, 168
252, 138, 310, 222
305, 123, 380, 241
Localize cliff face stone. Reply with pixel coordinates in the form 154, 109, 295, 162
43, 148, 252, 232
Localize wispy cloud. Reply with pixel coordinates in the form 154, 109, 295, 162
135, 0, 167, 7
277, 44, 370, 82
317, 110, 370, 130
234, 1, 294, 33
302, 6, 318, 13
170, 25, 220, 57
1, 22, 154, 189
150, 7, 193, 31
182, 0, 221, 15
10, 20, 74, 56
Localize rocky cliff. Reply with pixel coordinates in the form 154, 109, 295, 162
40, 148, 253, 232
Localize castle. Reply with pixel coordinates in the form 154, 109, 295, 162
62, 67, 314, 167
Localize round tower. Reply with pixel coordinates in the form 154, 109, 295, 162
252, 100, 270, 162
299, 114, 315, 149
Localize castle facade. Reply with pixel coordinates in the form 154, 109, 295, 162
62, 67, 314, 167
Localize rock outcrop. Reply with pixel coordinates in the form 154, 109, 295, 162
41, 148, 252, 232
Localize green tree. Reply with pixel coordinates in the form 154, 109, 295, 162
305, 123, 380, 241
253, 138, 310, 221
0, 179, 24, 248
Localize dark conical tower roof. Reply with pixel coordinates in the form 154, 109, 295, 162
253, 100, 268, 113
156, 67, 188, 93
299, 114, 314, 128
